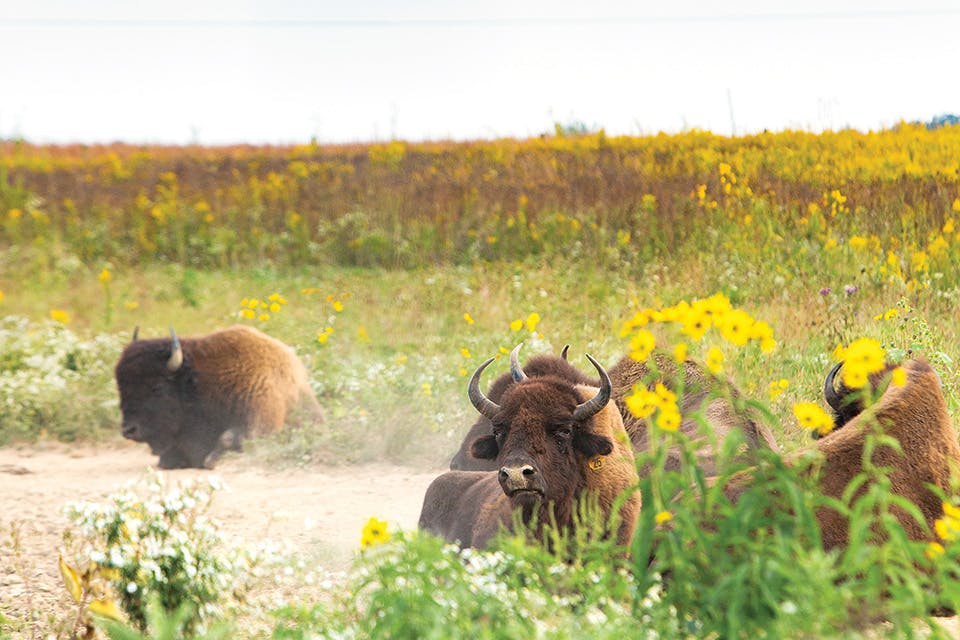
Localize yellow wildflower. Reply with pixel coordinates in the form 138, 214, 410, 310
768, 379, 789, 401
333, 300, 344, 312
629, 329, 656, 362
673, 342, 688, 364
653, 383, 677, 408
655, 510, 673, 524
270, 303, 281, 313
421, 383, 432, 396
526, 313, 541, 332
891, 367, 907, 387
656, 406, 681, 432
461, 348, 472, 359
681, 310, 710, 342
463, 313, 475, 325
98, 268, 112, 284
360, 517, 391, 549
717, 309, 754, 347
841, 338, 885, 388
793, 402, 834, 436
705, 347, 723, 374
241, 308, 255, 319
510, 319, 524, 331
926, 542, 945, 559
624, 387, 658, 418
50, 309, 71, 324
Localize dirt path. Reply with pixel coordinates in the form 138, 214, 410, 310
0, 442, 442, 632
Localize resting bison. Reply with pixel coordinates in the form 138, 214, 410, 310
821, 361, 906, 435
419, 347, 640, 548
448, 346, 597, 471
116, 325, 323, 469
607, 351, 779, 474
450, 348, 778, 475
725, 358, 960, 550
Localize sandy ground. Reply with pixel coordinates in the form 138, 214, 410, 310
0, 441, 442, 634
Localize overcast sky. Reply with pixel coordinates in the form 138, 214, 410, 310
1, 0, 958, 145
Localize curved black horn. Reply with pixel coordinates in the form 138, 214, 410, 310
572, 354, 612, 422
823, 361, 843, 413
509, 344, 528, 383
468, 357, 500, 420
131, 326, 139, 342
167, 327, 183, 372
560, 344, 570, 360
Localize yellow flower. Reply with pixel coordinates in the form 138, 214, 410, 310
360, 517, 391, 549
841, 338, 885, 388
759, 337, 777, 354
421, 383, 432, 396
768, 379, 789, 401
672, 342, 688, 363
98, 268, 112, 284
526, 312, 541, 332
656, 406, 681, 432
241, 308, 256, 319
653, 383, 677, 408
510, 319, 524, 332
624, 387, 657, 418
50, 309, 71, 324
461, 348, 472, 359
926, 542, 945, 560
945, 219, 956, 234
317, 327, 334, 344
890, 366, 906, 387
258, 314, 270, 322
681, 310, 710, 342
463, 313, 475, 325
333, 300, 344, 312
0, 290, 3, 303
629, 329, 656, 362
654, 510, 673, 524
269, 303, 281, 313
705, 346, 723, 374
717, 309, 754, 347
793, 402, 834, 436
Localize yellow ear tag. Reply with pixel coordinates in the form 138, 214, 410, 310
588, 456, 605, 471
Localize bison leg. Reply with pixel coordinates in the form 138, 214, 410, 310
157, 448, 191, 469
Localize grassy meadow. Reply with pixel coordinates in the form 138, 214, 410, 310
4, 125, 960, 637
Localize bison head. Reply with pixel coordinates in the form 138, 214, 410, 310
467, 345, 614, 516
115, 328, 212, 468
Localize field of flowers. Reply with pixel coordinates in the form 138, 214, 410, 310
3, 125, 960, 637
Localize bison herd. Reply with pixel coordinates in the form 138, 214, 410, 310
111, 325, 960, 560
421, 345, 960, 560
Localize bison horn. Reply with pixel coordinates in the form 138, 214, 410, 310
167, 327, 183, 372
572, 354, 612, 423
823, 361, 843, 413
131, 326, 139, 342
509, 344, 528, 383
560, 344, 570, 360
468, 357, 501, 420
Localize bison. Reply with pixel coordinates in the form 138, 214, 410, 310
450, 347, 778, 475
723, 358, 960, 550
607, 351, 780, 474
419, 346, 641, 548
116, 325, 323, 469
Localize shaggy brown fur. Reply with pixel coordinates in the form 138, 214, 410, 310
724, 358, 959, 550
420, 367, 640, 549
116, 325, 322, 469
607, 351, 779, 474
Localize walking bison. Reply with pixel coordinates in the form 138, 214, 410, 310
116, 325, 323, 469
419, 346, 640, 548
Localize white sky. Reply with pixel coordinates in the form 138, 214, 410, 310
1, 0, 958, 145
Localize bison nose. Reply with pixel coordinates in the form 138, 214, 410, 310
499, 464, 537, 491
121, 422, 140, 440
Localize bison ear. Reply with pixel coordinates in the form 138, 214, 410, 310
471, 435, 499, 459
573, 431, 613, 458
